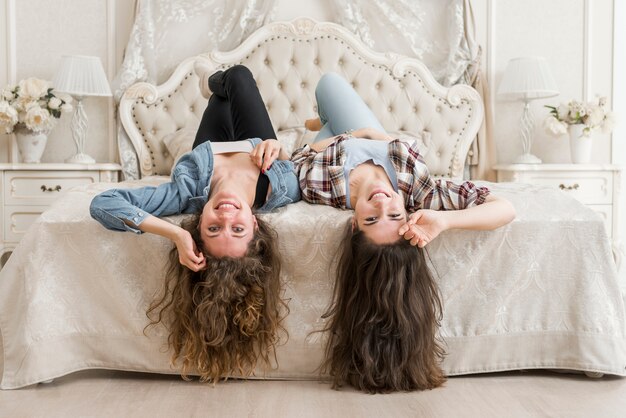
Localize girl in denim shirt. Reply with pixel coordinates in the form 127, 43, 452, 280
90, 65, 299, 384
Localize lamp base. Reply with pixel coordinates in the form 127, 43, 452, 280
514, 153, 542, 164
65, 153, 96, 164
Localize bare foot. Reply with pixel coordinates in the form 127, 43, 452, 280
305, 118, 322, 131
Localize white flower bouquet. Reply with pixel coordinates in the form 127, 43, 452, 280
0, 77, 73, 134
544, 97, 616, 137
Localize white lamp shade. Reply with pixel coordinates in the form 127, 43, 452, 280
497, 56, 559, 100
53, 55, 112, 97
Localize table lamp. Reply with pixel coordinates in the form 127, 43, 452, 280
53, 55, 112, 164
497, 56, 559, 164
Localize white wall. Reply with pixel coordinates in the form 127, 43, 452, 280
0, 0, 621, 167
0, 0, 11, 162
0, 0, 134, 163
613, 0, 625, 166
473, 0, 616, 164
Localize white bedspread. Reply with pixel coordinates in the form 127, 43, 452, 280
1, 179, 625, 389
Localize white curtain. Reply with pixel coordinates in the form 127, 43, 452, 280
112, 0, 276, 100
114, 0, 479, 98
331, 0, 477, 86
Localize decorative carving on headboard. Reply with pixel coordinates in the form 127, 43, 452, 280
124, 83, 159, 104
290, 16, 316, 35
119, 18, 484, 179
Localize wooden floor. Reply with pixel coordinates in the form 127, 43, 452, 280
1, 369, 625, 417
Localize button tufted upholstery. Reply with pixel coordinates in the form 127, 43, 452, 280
127, 72, 207, 175
119, 18, 483, 179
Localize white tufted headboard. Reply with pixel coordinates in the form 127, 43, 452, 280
119, 18, 483, 180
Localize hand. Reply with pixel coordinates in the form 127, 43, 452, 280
250, 139, 282, 172
398, 209, 446, 247
174, 229, 206, 271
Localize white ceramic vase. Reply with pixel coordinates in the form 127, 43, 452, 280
15, 129, 48, 163
568, 124, 592, 164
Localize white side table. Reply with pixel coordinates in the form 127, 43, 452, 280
494, 163, 624, 273
0, 163, 122, 268
494, 164, 622, 238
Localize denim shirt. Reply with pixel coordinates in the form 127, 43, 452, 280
90, 139, 301, 234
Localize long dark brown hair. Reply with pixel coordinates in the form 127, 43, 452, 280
321, 223, 446, 393
146, 215, 287, 383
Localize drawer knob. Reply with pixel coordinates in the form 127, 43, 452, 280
41, 185, 62, 193
559, 183, 579, 191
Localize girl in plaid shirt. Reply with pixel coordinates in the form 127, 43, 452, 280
292, 73, 515, 393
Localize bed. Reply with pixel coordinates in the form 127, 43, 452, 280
1, 18, 625, 389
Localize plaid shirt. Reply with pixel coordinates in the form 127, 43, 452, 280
290, 135, 489, 211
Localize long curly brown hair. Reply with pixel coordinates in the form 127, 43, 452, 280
147, 215, 287, 383
321, 223, 446, 393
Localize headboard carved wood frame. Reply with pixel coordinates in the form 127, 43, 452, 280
119, 18, 484, 180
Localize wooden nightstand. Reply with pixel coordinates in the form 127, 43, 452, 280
494, 164, 622, 240
0, 163, 122, 267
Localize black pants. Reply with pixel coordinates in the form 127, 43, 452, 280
192, 65, 276, 148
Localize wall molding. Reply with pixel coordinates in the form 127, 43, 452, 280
487, 0, 495, 123
6, 0, 16, 162
582, 0, 591, 101
6, 0, 14, 83
107, 0, 116, 163
612, 0, 623, 164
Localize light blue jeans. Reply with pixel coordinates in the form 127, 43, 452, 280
313, 72, 387, 142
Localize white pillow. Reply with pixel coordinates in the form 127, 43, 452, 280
298, 129, 319, 148
162, 128, 196, 167
392, 130, 432, 157
161, 128, 430, 167
276, 128, 308, 155
164, 128, 308, 166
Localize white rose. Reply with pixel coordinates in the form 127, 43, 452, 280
569, 101, 584, 120
587, 107, 604, 127
544, 116, 568, 136
60, 103, 73, 113
18, 77, 50, 99
2, 88, 15, 101
601, 112, 616, 134
48, 97, 62, 110
0, 101, 18, 133
26, 100, 40, 110
56, 93, 73, 104
24, 105, 54, 132
14, 96, 37, 113
557, 103, 569, 121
